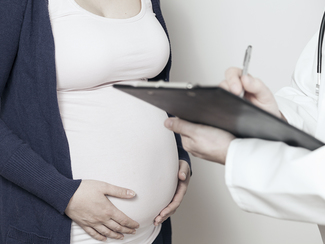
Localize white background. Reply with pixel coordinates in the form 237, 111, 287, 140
160, 0, 325, 243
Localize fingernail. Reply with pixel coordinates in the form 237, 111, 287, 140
119, 236, 124, 240
127, 190, 136, 196
181, 172, 186, 179
165, 119, 173, 129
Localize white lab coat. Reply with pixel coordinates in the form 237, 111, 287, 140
225, 33, 325, 242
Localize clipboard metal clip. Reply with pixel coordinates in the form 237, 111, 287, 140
134, 80, 195, 89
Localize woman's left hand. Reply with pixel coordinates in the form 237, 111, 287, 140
154, 160, 190, 226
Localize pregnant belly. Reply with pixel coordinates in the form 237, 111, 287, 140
58, 85, 179, 241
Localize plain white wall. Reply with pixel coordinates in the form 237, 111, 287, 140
160, 0, 325, 243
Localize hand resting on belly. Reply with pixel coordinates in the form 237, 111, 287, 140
65, 180, 139, 242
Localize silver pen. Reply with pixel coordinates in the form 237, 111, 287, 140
240, 45, 252, 97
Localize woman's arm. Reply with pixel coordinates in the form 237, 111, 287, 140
0, 0, 80, 215
0, 2, 139, 241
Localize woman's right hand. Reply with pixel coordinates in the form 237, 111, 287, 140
65, 180, 139, 241
219, 67, 286, 120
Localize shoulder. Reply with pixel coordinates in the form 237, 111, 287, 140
0, 0, 29, 10
0, 0, 50, 13
0, 0, 29, 22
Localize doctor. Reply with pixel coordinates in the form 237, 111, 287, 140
164, 32, 325, 242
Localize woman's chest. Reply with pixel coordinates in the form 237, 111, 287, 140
49, 0, 170, 91
74, 0, 141, 19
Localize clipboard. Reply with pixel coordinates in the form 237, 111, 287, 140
113, 81, 324, 151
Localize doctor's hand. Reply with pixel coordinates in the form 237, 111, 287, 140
65, 180, 139, 242
154, 160, 190, 226
164, 119, 235, 164
219, 67, 286, 120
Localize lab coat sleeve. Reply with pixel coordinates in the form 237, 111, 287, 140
225, 139, 325, 224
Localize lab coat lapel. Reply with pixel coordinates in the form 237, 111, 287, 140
319, 225, 325, 244
315, 65, 325, 141
313, 47, 325, 243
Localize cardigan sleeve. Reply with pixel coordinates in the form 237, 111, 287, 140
0, 0, 81, 215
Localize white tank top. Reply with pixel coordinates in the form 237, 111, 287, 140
49, 0, 179, 243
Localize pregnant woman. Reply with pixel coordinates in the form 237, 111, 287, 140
0, 0, 190, 243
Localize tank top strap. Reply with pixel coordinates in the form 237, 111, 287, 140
144, 0, 153, 11
48, 0, 81, 20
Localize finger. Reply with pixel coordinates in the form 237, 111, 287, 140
105, 219, 137, 235
83, 226, 107, 242
154, 214, 173, 226
102, 182, 136, 199
154, 206, 175, 226
225, 67, 244, 95
94, 225, 124, 240
154, 176, 190, 226
164, 118, 197, 137
180, 135, 196, 154
218, 80, 231, 91
158, 181, 188, 220
168, 183, 187, 210
178, 160, 190, 181
154, 202, 178, 226
241, 75, 274, 103
154, 216, 163, 226
159, 201, 179, 219
110, 208, 140, 229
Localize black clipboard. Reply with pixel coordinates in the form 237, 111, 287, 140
113, 81, 324, 151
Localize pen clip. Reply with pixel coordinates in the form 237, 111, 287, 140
242, 45, 252, 76
240, 45, 253, 98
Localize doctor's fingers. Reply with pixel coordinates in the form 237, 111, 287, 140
164, 117, 199, 138
180, 135, 203, 156
240, 74, 274, 104
222, 67, 269, 98
221, 67, 244, 96
223, 68, 275, 104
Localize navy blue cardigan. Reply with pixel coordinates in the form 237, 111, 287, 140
0, 0, 190, 243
